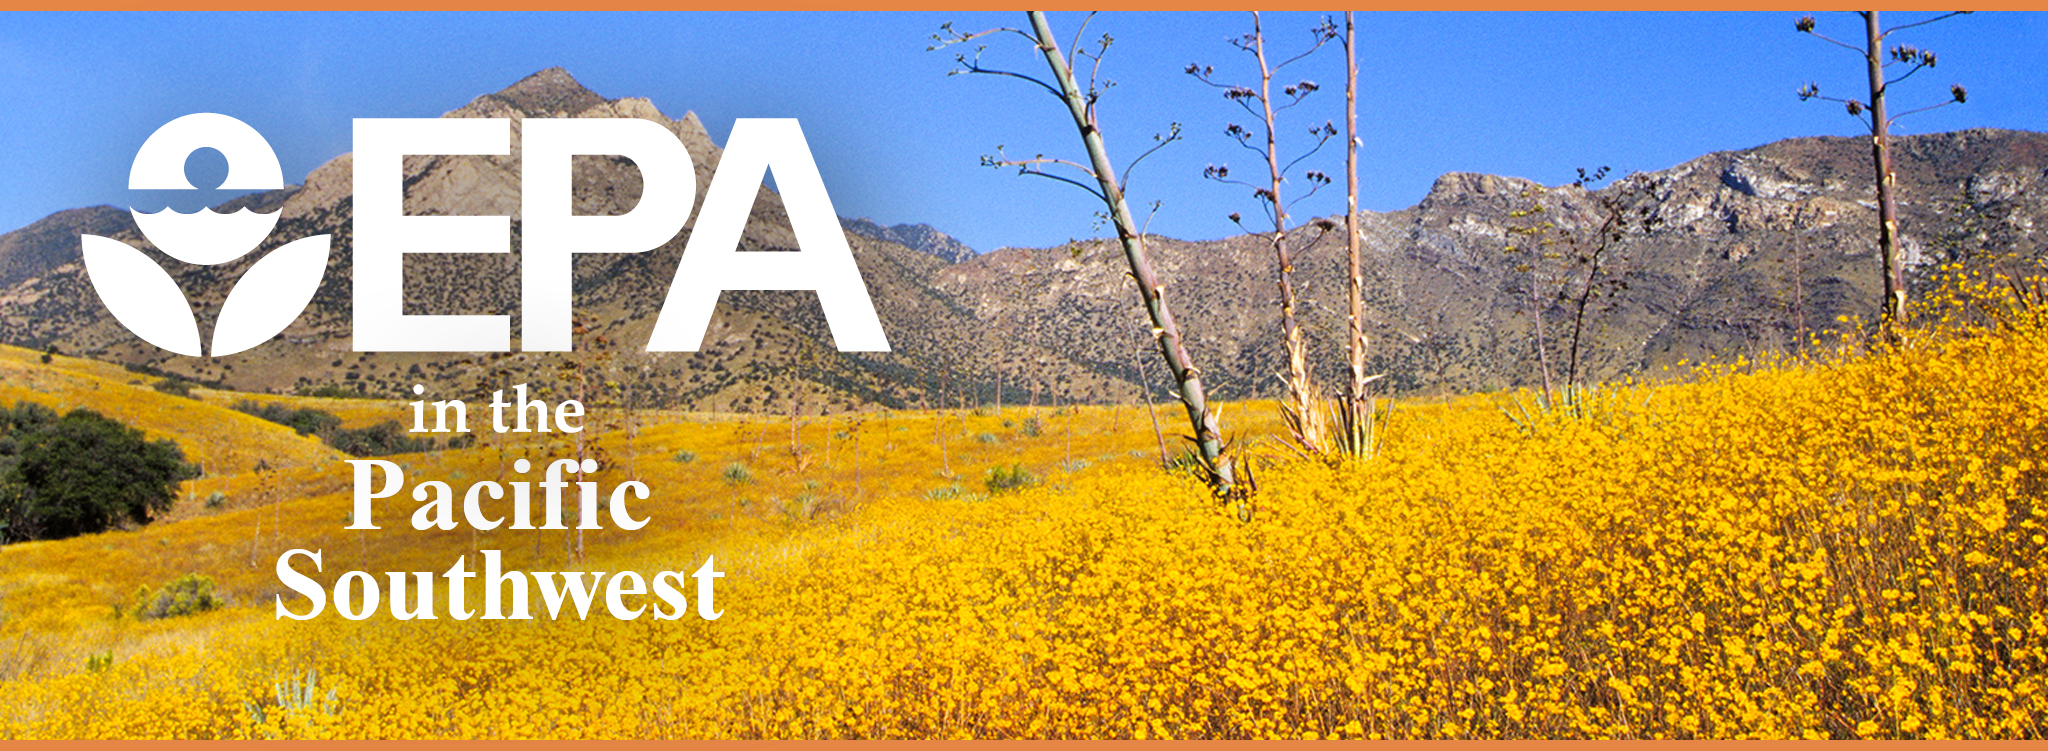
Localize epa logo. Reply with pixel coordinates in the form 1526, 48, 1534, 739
83, 113, 889, 356
81, 113, 331, 357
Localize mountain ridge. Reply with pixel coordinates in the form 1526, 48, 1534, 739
2, 68, 2044, 410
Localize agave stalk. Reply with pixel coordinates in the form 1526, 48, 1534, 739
940, 13, 1236, 496
1250, 14, 1323, 455
1796, 11, 1970, 340
1021, 11, 1235, 494
1864, 12, 1906, 335
1189, 13, 1340, 456
1337, 11, 1375, 459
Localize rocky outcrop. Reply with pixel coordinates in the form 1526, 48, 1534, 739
932, 128, 2048, 397
841, 218, 976, 263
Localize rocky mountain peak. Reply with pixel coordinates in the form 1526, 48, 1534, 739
677, 111, 708, 140
1415, 172, 1544, 219
1430, 172, 1535, 198
670, 111, 721, 171
842, 218, 976, 263
476, 66, 607, 118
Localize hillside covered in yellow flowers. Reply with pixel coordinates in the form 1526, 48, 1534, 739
0, 273, 2044, 739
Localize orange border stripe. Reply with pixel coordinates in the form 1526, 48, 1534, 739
14, 4, 2048, 11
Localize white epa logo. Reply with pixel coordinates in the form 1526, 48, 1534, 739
82, 113, 330, 357
83, 113, 890, 357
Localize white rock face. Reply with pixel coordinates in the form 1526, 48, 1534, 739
280, 67, 729, 228
1719, 156, 1816, 202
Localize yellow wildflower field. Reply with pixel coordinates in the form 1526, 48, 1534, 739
0, 272, 2043, 738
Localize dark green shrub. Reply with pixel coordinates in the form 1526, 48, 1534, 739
324, 421, 432, 457
0, 404, 195, 542
151, 377, 196, 399
232, 401, 343, 437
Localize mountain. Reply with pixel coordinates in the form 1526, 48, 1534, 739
2, 67, 2045, 410
0, 68, 1040, 412
0, 206, 132, 290
841, 218, 977, 263
934, 127, 2048, 397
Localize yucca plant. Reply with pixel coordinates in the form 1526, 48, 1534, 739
1498, 381, 1655, 442
244, 668, 339, 732
1328, 389, 1392, 461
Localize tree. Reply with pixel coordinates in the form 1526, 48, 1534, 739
937, 12, 1239, 498
1188, 12, 1341, 455
1796, 11, 1970, 338
1500, 168, 1660, 402
0, 402, 61, 541
0, 406, 194, 543
1559, 168, 1661, 389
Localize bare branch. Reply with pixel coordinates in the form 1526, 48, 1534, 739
1889, 97, 1960, 124
952, 48, 1064, 100
1188, 63, 1263, 106
1119, 122, 1182, 191
1271, 16, 1340, 74
1201, 164, 1263, 193
1885, 10, 1969, 35
1138, 199, 1165, 238
1224, 122, 1266, 158
1221, 191, 1277, 228
1286, 169, 1333, 210
1887, 60, 1929, 87
1185, 64, 1232, 89
1011, 166, 1109, 202
1271, 80, 1321, 113
1806, 93, 1858, 107
983, 148, 1106, 202
1228, 94, 1267, 124
1799, 83, 1877, 130
1066, 11, 1098, 75
1086, 37, 1111, 98
935, 23, 1073, 100
1810, 31, 1866, 55
1794, 15, 1868, 55
990, 153, 1099, 177
929, 22, 1035, 53
1294, 216, 1339, 251
1280, 121, 1337, 177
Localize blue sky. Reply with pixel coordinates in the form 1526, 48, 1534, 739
0, 11, 2041, 252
